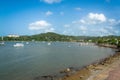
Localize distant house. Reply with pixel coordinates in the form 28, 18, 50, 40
7, 34, 19, 38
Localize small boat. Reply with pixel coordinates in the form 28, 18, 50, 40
0, 37, 5, 45
26, 42, 29, 44
13, 43, 24, 47
47, 42, 51, 45
0, 42, 4, 45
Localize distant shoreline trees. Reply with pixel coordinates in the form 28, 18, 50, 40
0, 32, 120, 47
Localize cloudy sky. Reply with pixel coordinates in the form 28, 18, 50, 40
0, 0, 120, 36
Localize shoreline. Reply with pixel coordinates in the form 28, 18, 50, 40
59, 44, 120, 80
34, 44, 120, 80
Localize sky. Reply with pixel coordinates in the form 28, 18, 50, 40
0, 0, 120, 36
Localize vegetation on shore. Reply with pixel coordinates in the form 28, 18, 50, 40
0, 32, 75, 41
1, 32, 120, 47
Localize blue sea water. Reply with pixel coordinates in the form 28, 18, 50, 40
0, 42, 114, 80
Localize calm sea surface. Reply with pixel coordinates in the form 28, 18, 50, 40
0, 42, 115, 80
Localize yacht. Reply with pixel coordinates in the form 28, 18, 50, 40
13, 43, 24, 47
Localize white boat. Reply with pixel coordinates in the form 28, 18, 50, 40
13, 43, 24, 47
0, 37, 5, 45
0, 42, 4, 45
47, 42, 51, 45
26, 42, 29, 44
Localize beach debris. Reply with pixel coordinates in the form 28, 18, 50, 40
60, 68, 71, 73
59, 67, 76, 74
80, 76, 84, 79
59, 67, 78, 77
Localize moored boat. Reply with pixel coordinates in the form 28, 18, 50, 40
13, 43, 24, 47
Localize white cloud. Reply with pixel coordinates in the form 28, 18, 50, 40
98, 27, 117, 36
45, 28, 55, 32
29, 20, 51, 30
90, 26, 119, 36
88, 13, 106, 22
79, 19, 86, 24
41, 0, 62, 4
72, 21, 77, 24
100, 28, 108, 34
79, 26, 87, 31
108, 19, 115, 23
63, 12, 120, 36
108, 19, 117, 25
64, 24, 70, 27
79, 26, 87, 34
46, 11, 53, 16
29, 20, 56, 33
72, 13, 107, 25
75, 7, 81, 11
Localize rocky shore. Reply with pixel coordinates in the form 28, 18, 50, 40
34, 44, 120, 80
97, 43, 117, 49
60, 45, 120, 80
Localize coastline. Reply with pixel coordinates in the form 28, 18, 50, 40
33, 44, 120, 80
59, 44, 120, 80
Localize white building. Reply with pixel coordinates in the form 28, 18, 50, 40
8, 34, 20, 38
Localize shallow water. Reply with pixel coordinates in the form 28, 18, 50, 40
0, 42, 114, 80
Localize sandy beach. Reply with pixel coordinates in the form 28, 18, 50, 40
60, 50, 120, 80
87, 51, 120, 80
